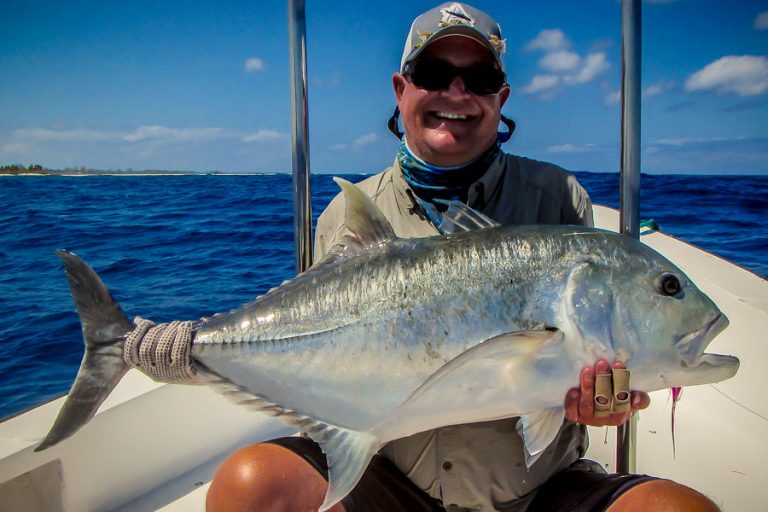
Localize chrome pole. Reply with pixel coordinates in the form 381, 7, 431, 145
617, 0, 641, 475
288, 0, 313, 273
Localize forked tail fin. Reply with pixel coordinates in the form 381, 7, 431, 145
35, 250, 133, 451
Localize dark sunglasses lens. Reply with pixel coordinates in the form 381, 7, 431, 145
410, 59, 504, 95
465, 65, 505, 95
411, 59, 454, 90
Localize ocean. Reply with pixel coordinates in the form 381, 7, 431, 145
0, 172, 766, 420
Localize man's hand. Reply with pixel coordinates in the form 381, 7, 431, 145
564, 359, 650, 427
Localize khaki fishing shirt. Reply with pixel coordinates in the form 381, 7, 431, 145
314, 151, 594, 512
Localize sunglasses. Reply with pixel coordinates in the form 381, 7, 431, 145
403, 58, 507, 96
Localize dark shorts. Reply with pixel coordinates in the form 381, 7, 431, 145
267, 436, 657, 512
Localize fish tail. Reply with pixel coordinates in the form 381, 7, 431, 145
35, 250, 134, 451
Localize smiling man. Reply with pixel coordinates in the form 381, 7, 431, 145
206, 3, 720, 511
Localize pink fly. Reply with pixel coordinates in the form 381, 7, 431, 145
671, 386, 683, 457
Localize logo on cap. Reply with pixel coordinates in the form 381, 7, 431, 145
439, 3, 475, 28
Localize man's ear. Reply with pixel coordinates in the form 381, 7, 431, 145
498, 85, 511, 109
393, 73, 407, 102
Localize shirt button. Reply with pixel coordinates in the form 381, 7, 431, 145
442, 461, 453, 471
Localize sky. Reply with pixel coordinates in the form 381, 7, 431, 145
1, 0, 767, 175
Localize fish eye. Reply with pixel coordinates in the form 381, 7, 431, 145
658, 272, 682, 296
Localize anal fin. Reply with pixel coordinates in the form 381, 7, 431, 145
199, 366, 380, 510
306, 423, 380, 511
517, 407, 566, 467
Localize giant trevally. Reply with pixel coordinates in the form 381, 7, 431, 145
37, 178, 739, 511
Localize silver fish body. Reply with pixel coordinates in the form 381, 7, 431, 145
38, 178, 739, 511
193, 222, 734, 441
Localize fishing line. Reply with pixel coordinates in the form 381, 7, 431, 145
708, 384, 768, 423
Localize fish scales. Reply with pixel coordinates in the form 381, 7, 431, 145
191, 227, 619, 430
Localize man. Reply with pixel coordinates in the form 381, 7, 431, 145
207, 3, 719, 511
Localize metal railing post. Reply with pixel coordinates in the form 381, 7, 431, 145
288, 0, 313, 273
617, 0, 642, 474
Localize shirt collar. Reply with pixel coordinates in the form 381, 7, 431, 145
393, 150, 507, 211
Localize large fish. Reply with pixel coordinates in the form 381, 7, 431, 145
38, 178, 738, 511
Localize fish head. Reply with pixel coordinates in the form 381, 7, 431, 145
566, 234, 739, 391
605, 240, 739, 390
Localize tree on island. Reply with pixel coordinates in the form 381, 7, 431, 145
0, 164, 45, 175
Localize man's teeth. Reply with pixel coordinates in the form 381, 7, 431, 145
434, 112, 468, 120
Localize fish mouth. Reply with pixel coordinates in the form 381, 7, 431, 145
694, 353, 740, 370
676, 313, 730, 368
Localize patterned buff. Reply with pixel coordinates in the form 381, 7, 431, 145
398, 138, 499, 210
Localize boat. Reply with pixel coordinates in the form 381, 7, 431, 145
1, 1, 765, 510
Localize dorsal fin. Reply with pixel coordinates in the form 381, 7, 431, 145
432, 199, 500, 234
333, 177, 397, 251
306, 178, 398, 271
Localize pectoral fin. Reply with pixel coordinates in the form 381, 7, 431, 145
517, 408, 566, 467
376, 330, 566, 440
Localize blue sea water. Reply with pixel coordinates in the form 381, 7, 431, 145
0, 173, 766, 420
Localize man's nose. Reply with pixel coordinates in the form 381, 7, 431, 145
445, 75, 471, 96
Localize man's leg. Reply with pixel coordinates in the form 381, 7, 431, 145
206, 442, 346, 512
528, 461, 721, 512
206, 437, 443, 512
607, 479, 720, 512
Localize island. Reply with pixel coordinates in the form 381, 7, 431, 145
0, 164, 216, 176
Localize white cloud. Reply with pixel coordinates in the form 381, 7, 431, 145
329, 133, 380, 151
643, 84, 664, 97
351, 133, 378, 149
563, 53, 609, 85
14, 125, 234, 145
243, 129, 287, 142
651, 136, 740, 146
605, 82, 671, 106
525, 29, 569, 52
546, 143, 596, 153
124, 125, 226, 143
244, 57, 265, 72
685, 55, 768, 96
539, 51, 581, 72
754, 11, 768, 29
313, 71, 342, 88
10, 124, 284, 152
605, 90, 621, 106
520, 75, 560, 95
522, 30, 610, 97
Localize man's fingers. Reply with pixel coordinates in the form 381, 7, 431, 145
612, 368, 631, 413
567, 360, 650, 427
631, 390, 651, 411
593, 371, 613, 417
564, 389, 580, 422
578, 366, 595, 420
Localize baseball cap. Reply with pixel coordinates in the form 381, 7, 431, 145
400, 2, 506, 72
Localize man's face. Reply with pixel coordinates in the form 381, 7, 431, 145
393, 37, 511, 167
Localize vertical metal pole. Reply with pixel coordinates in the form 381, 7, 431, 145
617, 0, 641, 475
288, 0, 313, 273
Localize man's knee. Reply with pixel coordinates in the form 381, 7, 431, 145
608, 478, 720, 512
206, 442, 342, 512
